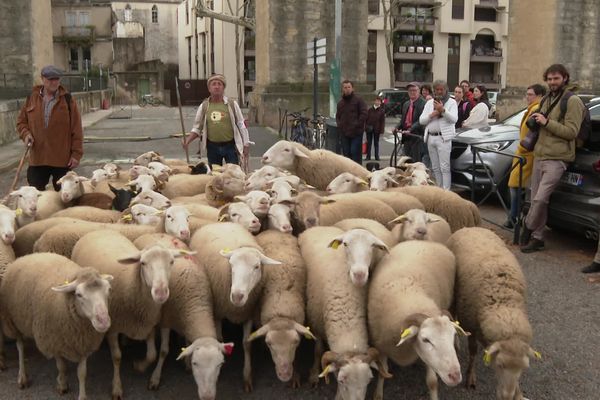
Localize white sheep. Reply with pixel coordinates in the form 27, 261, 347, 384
333, 218, 397, 248
392, 185, 481, 232
0, 205, 17, 245
267, 179, 296, 203
51, 206, 123, 223
102, 162, 121, 178
299, 226, 391, 398
134, 150, 166, 166
130, 190, 172, 209
318, 195, 397, 227
235, 190, 271, 218
326, 172, 369, 194
122, 204, 162, 225
127, 174, 161, 192
4, 186, 41, 227
56, 171, 93, 203
212, 163, 246, 180
35, 190, 66, 219
389, 209, 452, 244
90, 168, 110, 187
161, 174, 213, 198
368, 240, 464, 400
0, 253, 112, 399
148, 161, 172, 182
218, 202, 261, 234
180, 203, 219, 221
14, 216, 82, 256
446, 227, 538, 400
190, 222, 281, 392
278, 191, 334, 233
368, 167, 400, 191
204, 172, 246, 208
266, 203, 293, 234
262, 141, 370, 190
328, 190, 424, 217
245, 165, 289, 190
71, 229, 188, 399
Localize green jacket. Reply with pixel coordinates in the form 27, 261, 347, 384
534, 84, 585, 162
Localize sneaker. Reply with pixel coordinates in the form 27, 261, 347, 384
520, 226, 532, 246
581, 262, 600, 274
520, 238, 544, 253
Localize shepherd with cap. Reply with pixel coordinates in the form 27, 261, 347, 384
393, 81, 426, 163
183, 73, 250, 169
16, 65, 83, 191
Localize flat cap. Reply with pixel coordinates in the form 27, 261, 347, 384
41, 65, 63, 79
406, 81, 420, 89
207, 74, 226, 88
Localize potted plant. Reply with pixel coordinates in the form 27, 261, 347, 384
408, 45, 415, 53
398, 40, 407, 53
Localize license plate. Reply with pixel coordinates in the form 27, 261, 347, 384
562, 172, 583, 187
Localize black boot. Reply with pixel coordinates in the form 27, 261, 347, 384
520, 226, 532, 245
581, 262, 600, 274
503, 218, 516, 229
521, 238, 544, 253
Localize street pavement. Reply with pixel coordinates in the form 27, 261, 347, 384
0, 106, 598, 399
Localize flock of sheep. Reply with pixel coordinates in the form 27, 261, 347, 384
0, 141, 538, 400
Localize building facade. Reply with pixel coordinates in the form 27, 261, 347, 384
368, 0, 509, 90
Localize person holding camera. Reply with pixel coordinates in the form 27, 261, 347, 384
419, 80, 458, 190
503, 84, 546, 228
461, 85, 490, 129
520, 64, 586, 253
364, 96, 386, 161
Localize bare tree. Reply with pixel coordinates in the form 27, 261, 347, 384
195, 0, 255, 30
381, 0, 398, 86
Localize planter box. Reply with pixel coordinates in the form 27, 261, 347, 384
425, 46, 433, 53
408, 46, 415, 53
416, 46, 424, 53
398, 46, 407, 53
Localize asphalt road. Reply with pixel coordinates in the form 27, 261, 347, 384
0, 106, 598, 399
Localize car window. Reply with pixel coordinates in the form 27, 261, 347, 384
502, 109, 527, 127
589, 103, 600, 119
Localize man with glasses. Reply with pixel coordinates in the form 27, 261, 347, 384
16, 65, 83, 191
394, 82, 426, 162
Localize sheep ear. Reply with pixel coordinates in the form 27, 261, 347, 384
260, 253, 282, 265
176, 345, 195, 360
328, 237, 344, 250
294, 322, 316, 340
292, 147, 309, 158
52, 280, 79, 293
56, 176, 66, 184
372, 240, 389, 253
219, 249, 233, 259
278, 198, 297, 208
426, 215, 440, 223
117, 252, 142, 264
100, 274, 114, 282
396, 326, 419, 347
389, 214, 407, 225
234, 195, 247, 202
247, 324, 270, 342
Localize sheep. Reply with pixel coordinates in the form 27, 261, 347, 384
130, 234, 232, 398
298, 226, 391, 399
122, 204, 163, 225
4, 186, 41, 226
35, 190, 65, 219
0, 220, 16, 280
266, 203, 293, 234
279, 191, 335, 233
248, 230, 313, 388
333, 218, 396, 248
392, 185, 481, 232
326, 172, 369, 194
328, 190, 424, 216
267, 179, 296, 203
389, 209, 452, 244
127, 174, 161, 192
130, 190, 172, 209
189, 160, 211, 175
262, 141, 370, 190
90, 168, 110, 187
368, 240, 464, 400
235, 190, 271, 218
245, 165, 289, 190
54, 171, 115, 209
204, 172, 246, 208
129, 165, 153, 180
50, 206, 123, 223
446, 227, 538, 400
218, 202, 261, 233
190, 222, 281, 392
161, 174, 213, 198
71, 229, 188, 399
148, 161, 172, 182
0, 205, 17, 246
368, 167, 400, 191
14, 217, 82, 256
180, 203, 219, 221
318, 195, 397, 227
170, 193, 209, 206
0, 253, 112, 399
102, 162, 121, 178
134, 150, 165, 166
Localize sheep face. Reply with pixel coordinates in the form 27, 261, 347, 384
486, 339, 536, 400
267, 180, 296, 203
164, 206, 191, 241
57, 171, 89, 203
368, 168, 398, 191
397, 314, 462, 387
328, 229, 389, 287
52, 267, 113, 333
235, 191, 271, 218
90, 169, 110, 187
0, 207, 16, 244
267, 204, 292, 234
130, 190, 171, 210
391, 209, 440, 241
219, 247, 281, 307
109, 185, 137, 212
261, 141, 309, 171
134, 151, 165, 166
247, 318, 314, 382
129, 165, 152, 180
128, 204, 161, 225
128, 174, 158, 192
9, 186, 41, 217
212, 174, 245, 198
148, 161, 172, 182
245, 166, 287, 190
177, 338, 234, 400
326, 172, 367, 194
409, 169, 432, 186
280, 192, 334, 230
221, 163, 246, 180
189, 161, 210, 175
102, 162, 120, 178
219, 203, 261, 233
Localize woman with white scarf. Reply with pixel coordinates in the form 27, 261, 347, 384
419, 80, 458, 190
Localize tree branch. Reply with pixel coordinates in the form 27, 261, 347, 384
195, 0, 256, 30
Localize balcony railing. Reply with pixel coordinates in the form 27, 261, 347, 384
395, 71, 434, 84
394, 44, 434, 60
470, 46, 503, 62
478, 0, 499, 8
61, 26, 95, 39
469, 75, 502, 89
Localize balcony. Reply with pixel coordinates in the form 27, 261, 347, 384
394, 44, 434, 60
477, 0, 503, 9
394, 15, 436, 31
470, 46, 503, 63
469, 75, 502, 90
57, 26, 95, 45
394, 71, 433, 87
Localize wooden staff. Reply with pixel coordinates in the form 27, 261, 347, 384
175, 77, 190, 164
8, 145, 31, 194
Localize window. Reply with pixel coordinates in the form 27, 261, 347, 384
368, 0, 380, 15
124, 4, 132, 22
66, 11, 77, 27
452, 0, 464, 19
152, 5, 158, 23
69, 48, 79, 71
474, 7, 496, 22
367, 30, 377, 86
78, 11, 90, 26
82, 47, 91, 66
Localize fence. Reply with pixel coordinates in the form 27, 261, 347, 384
61, 74, 109, 93
0, 74, 32, 100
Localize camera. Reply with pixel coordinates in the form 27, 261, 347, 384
525, 114, 543, 132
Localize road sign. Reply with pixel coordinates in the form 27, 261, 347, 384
307, 55, 326, 65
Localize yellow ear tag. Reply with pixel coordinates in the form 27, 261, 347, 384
248, 331, 258, 341
15, 208, 23, 216
304, 326, 313, 340
222, 247, 232, 254
400, 328, 412, 339
121, 214, 132, 221
64, 280, 70, 285
533, 351, 542, 360
329, 240, 341, 250
181, 347, 187, 352
318, 365, 331, 378
483, 351, 492, 366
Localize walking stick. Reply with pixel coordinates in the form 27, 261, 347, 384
8, 144, 30, 194
175, 77, 190, 164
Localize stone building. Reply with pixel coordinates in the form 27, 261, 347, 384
0, 0, 54, 98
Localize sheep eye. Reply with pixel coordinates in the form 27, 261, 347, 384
284, 149, 290, 152
231, 213, 239, 217
254, 264, 260, 270
345, 180, 351, 183
422, 338, 431, 344
76, 292, 83, 298
343, 242, 348, 247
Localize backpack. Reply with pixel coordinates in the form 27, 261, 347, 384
558, 92, 591, 146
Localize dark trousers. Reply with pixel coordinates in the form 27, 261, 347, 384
366, 132, 380, 160
207, 140, 239, 167
341, 134, 363, 165
402, 137, 423, 163
27, 165, 70, 191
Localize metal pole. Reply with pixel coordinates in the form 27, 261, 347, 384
175, 77, 190, 164
329, 0, 342, 117
313, 37, 318, 130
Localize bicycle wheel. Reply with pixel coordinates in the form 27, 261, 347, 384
290, 125, 305, 145
138, 98, 147, 107
151, 98, 161, 107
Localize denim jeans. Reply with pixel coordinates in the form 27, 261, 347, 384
341, 134, 363, 165
366, 132, 380, 159
206, 140, 239, 167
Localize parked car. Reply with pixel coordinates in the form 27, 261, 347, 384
487, 90, 499, 119
451, 99, 600, 239
375, 88, 409, 117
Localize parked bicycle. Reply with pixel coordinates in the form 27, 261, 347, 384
289, 108, 313, 148
138, 94, 162, 107
310, 114, 327, 149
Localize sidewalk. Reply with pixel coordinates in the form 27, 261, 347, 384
0, 108, 113, 174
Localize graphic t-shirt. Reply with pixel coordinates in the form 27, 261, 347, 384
206, 102, 234, 142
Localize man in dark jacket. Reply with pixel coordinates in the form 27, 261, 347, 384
365, 96, 386, 160
395, 82, 426, 162
336, 80, 367, 164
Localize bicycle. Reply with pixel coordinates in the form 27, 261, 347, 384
138, 94, 162, 107
289, 108, 313, 148
310, 114, 327, 149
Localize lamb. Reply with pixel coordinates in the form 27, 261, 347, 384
0, 205, 17, 245
325, 172, 369, 194
389, 209, 452, 244
102, 162, 121, 178
368, 240, 464, 400
235, 190, 271, 218
446, 227, 537, 400
56, 171, 93, 203
244, 230, 313, 388
148, 161, 173, 182
328, 190, 424, 216
392, 185, 481, 232
266, 203, 293, 233
333, 218, 396, 248
218, 202, 261, 233
189, 222, 281, 391
90, 168, 110, 187
318, 195, 397, 226
130, 234, 232, 398
0, 253, 112, 399
262, 141, 370, 190
267, 179, 296, 203
4, 186, 41, 227
204, 171, 246, 207
51, 206, 123, 223
71, 229, 188, 399
298, 226, 391, 399
161, 174, 213, 198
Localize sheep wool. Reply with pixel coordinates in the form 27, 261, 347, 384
335, 190, 424, 216
14, 217, 81, 256
161, 174, 213, 199
319, 196, 397, 226
51, 206, 123, 223
333, 218, 397, 248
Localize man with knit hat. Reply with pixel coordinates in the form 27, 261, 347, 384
183, 74, 250, 168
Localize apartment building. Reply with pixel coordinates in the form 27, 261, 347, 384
368, 0, 509, 90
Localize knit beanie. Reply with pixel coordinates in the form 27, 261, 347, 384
207, 74, 227, 87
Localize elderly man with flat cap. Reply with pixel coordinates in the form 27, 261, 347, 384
16, 65, 83, 191
183, 74, 250, 168
394, 81, 426, 163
